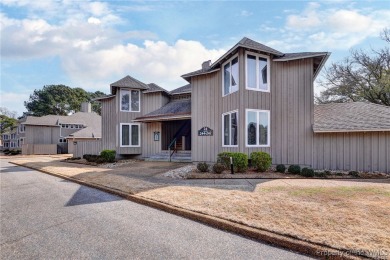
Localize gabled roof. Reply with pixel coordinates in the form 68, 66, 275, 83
144, 83, 169, 94
66, 114, 101, 139
274, 52, 329, 61
170, 84, 191, 95
181, 37, 329, 82
134, 99, 191, 122
23, 112, 101, 127
314, 102, 390, 133
110, 75, 149, 94
210, 37, 283, 69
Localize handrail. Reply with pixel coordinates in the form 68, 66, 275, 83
168, 138, 177, 162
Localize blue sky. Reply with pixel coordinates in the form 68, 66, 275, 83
1, 0, 389, 116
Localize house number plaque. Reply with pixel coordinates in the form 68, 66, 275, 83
198, 127, 213, 136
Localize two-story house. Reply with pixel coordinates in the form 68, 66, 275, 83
93, 37, 389, 172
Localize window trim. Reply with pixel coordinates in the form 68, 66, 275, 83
222, 110, 239, 147
120, 89, 141, 112
245, 51, 271, 92
120, 123, 141, 147
245, 109, 270, 147
19, 124, 25, 133
222, 54, 239, 97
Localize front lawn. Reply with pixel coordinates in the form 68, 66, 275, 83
138, 179, 390, 258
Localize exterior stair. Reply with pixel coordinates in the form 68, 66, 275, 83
145, 150, 192, 162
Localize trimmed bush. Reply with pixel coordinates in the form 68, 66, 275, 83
301, 167, 315, 177
100, 149, 116, 163
197, 162, 209, 172
250, 152, 272, 172
217, 152, 248, 172
348, 171, 359, 177
314, 171, 327, 178
276, 164, 286, 173
212, 163, 225, 174
288, 165, 301, 174
83, 154, 100, 162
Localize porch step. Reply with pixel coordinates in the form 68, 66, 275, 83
145, 151, 192, 162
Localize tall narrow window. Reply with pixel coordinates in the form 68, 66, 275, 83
121, 89, 140, 112
120, 123, 140, 147
246, 52, 270, 92
222, 56, 239, 96
246, 109, 270, 147
222, 110, 238, 146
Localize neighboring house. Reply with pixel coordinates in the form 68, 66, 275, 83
21, 102, 101, 155
92, 37, 389, 172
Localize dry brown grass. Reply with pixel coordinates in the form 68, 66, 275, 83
138, 181, 390, 256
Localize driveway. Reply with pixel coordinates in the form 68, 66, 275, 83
1, 160, 310, 259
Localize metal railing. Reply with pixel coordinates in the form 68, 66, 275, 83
168, 137, 177, 162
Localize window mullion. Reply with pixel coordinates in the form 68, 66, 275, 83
256, 112, 260, 146
229, 113, 232, 146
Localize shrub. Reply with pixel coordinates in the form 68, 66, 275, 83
276, 164, 286, 173
3, 149, 10, 154
348, 171, 359, 178
314, 171, 327, 178
217, 152, 248, 172
197, 162, 209, 172
83, 154, 100, 162
212, 163, 225, 174
301, 167, 315, 177
100, 149, 116, 163
335, 172, 343, 176
250, 152, 272, 172
288, 165, 301, 174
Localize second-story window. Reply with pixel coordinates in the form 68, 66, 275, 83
121, 89, 140, 112
246, 52, 270, 92
223, 56, 239, 96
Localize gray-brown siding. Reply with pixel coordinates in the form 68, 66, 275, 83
25, 125, 80, 144
70, 140, 102, 158
313, 132, 390, 172
101, 91, 169, 155
191, 49, 314, 165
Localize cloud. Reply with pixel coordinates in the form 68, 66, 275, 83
283, 3, 390, 50
240, 10, 253, 17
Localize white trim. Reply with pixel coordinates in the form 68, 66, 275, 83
120, 89, 141, 113
119, 123, 141, 147
245, 51, 270, 93
222, 54, 239, 97
222, 110, 239, 147
245, 109, 270, 147
133, 115, 191, 122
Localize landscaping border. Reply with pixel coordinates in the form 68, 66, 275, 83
9, 161, 371, 260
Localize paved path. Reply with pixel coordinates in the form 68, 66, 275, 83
1, 160, 311, 260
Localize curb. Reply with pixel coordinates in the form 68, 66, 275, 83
9, 161, 370, 260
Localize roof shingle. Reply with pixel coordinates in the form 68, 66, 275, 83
170, 84, 191, 95
314, 102, 390, 132
135, 99, 191, 121
144, 83, 169, 94
110, 75, 149, 90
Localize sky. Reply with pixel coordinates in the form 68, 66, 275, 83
1, 0, 389, 116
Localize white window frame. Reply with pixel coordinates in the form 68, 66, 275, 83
11, 133, 16, 139
4, 142, 9, 148
120, 123, 141, 147
120, 89, 141, 112
3, 134, 9, 140
222, 110, 239, 147
19, 137, 25, 146
19, 124, 25, 133
222, 54, 239, 97
245, 109, 270, 147
245, 51, 271, 92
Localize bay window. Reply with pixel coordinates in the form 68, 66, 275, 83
223, 56, 239, 96
246, 109, 270, 147
246, 52, 270, 92
120, 123, 140, 147
222, 110, 238, 146
121, 89, 140, 112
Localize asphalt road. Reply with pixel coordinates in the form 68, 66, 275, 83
1, 160, 312, 260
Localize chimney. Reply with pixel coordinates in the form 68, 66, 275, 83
80, 102, 92, 113
202, 60, 211, 70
